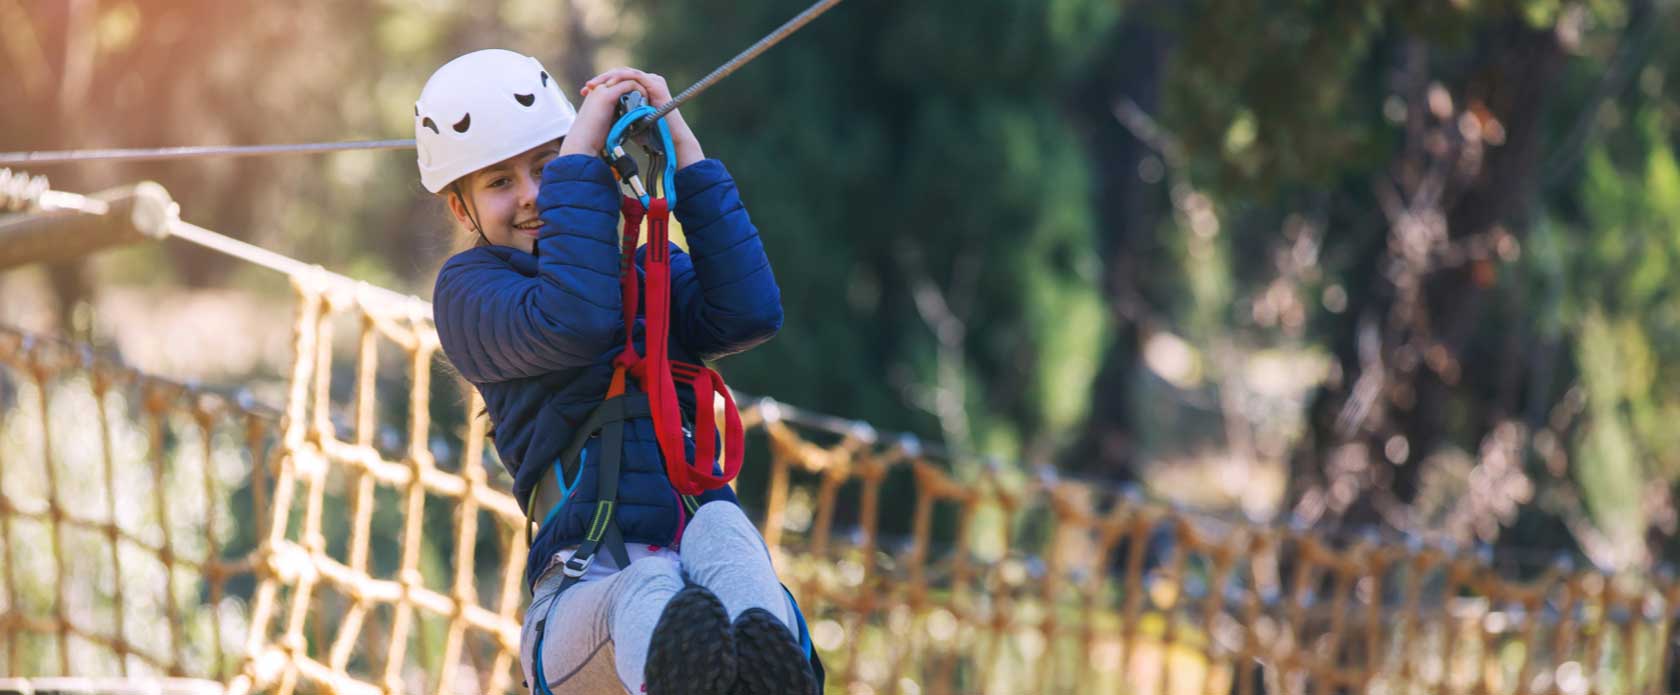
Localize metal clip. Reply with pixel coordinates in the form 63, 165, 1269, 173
563, 553, 594, 578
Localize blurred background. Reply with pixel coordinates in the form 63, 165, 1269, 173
2, 0, 1678, 605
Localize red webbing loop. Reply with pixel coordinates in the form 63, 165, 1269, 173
640, 198, 689, 491
674, 361, 744, 489
611, 196, 744, 494
608, 198, 646, 399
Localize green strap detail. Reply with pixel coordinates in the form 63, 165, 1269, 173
542, 394, 650, 595
586, 500, 616, 542
682, 495, 701, 514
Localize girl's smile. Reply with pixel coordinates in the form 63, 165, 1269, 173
447, 142, 560, 254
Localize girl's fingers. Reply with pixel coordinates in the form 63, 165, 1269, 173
582, 70, 632, 91
581, 68, 670, 102
588, 67, 647, 84
601, 81, 643, 107
580, 78, 644, 100
584, 77, 636, 92
586, 80, 637, 103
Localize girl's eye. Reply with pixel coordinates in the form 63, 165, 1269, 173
488, 177, 511, 188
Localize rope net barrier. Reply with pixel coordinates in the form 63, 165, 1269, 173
1, 188, 1679, 694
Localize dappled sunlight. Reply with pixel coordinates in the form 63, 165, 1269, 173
6, 0, 1680, 693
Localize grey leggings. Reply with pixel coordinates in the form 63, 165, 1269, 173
519, 502, 797, 695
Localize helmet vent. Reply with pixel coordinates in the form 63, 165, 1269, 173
515, 93, 535, 107
541, 71, 550, 87
421, 117, 439, 134
453, 114, 472, 133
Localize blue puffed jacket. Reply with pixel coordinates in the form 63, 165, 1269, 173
432, 154, 783, 590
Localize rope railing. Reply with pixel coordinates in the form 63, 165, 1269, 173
0, 168, 109, 214
0, 325, 276, 686
3, 176, 1680, 694
0, 170, 429, 320
5, 312, 1680, 693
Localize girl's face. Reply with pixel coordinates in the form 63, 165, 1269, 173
447, 141, 562, 254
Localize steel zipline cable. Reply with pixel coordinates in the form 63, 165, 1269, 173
0, 140, 418, 167
644, 0, 842, 125
0, 0, 843, 168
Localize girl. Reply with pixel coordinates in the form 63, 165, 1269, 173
417, 49, 818, 695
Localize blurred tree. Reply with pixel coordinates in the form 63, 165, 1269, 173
1062, 0, 1172, 485
1145, 0, 1679, 568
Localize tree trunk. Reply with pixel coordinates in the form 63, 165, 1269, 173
1297, 19, 1566, 531
1063, 4, 1171, 482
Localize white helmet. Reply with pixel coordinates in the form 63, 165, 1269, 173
415, 49, 577, 193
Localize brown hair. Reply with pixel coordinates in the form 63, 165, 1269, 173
439, 187, 491, 256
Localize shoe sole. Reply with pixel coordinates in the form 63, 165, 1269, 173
730, 607, 817, 695
645, 585, 737, 695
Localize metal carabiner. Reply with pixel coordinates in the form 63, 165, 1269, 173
603, 93, 678, 209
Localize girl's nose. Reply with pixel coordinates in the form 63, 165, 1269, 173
517, 172, 540, 207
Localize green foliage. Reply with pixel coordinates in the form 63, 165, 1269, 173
1574, 310, 1652, 555
1165, 0, 1391, 190
1538, 102, 1680, 558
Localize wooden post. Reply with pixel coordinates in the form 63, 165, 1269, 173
0, 181, 174, 270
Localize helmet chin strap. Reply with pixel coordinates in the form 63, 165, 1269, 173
451, 179, 542, 259
451, 181, 491, 248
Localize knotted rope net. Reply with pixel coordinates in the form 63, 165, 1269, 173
2, 198, 1679, 694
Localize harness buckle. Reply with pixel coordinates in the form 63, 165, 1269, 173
563, 553, 594, 579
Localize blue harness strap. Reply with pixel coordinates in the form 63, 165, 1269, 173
782, 584, 825, 687
539, 449, 582, 530
531, 619, 557, 695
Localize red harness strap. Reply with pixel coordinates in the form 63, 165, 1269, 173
609, 196, 744, 495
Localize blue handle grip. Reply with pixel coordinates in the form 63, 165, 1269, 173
605, 106, 679, 209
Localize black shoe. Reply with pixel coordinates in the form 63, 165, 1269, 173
645, 585, 738, 695
729, 608, 817, 695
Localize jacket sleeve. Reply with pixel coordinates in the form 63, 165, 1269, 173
431, 155, 624, 383
668, 159, 784, 362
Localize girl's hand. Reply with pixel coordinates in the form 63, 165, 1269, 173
557, 79, 644, 160
580, 67, 705, 170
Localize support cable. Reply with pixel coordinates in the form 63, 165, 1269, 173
0, 0, 845, 167
0, 140, 416, 168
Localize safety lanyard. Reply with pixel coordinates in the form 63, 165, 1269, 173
602, 106, 744, 496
